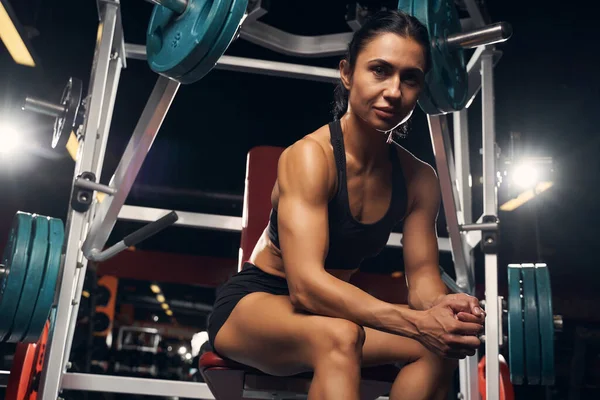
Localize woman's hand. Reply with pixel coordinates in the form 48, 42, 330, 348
432, 293, 486, 325
414, 294, 484, 359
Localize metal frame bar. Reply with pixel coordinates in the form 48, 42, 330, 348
38, 1, 125, 398
32, 1, 504, 400
427, 115, 474, 293
124, 43, 340, 83
482, 47, 500, 400
239, 20, 352, 58
117, 204, 453, 252
82, 76, 179, 261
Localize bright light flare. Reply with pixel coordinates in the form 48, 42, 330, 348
512, 162, 539, 189
0, 122, 21, 155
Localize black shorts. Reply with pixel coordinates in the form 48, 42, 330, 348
207, 262, 290, 353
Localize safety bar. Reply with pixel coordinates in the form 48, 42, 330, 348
87, 211, 178, 262
82, 76, 180, 261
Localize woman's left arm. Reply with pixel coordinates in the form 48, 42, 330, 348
402, 163, 448, 310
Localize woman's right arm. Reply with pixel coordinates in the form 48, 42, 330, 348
276, 138, 482, 358
276, 138, 421, 338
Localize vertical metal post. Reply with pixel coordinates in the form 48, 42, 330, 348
453, 110, 472, 225
481, 47, 500, 400
62, 46, 124, 369
427, 115, 474, 293
459, 354, 481, 400
38, 3, 121, 399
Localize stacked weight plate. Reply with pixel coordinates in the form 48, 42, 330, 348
146, 0, 249, 84
507, 263, 555, 385
0, 212, 65, 344
397, 0, 468, 115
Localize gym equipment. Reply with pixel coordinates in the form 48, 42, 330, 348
146, 0, 248, 82
6, 320, 51, 400
176, 0, 249, 83
23, 1, 518, 399
4, 215, 48, 343
535, 265, 555, 385
478, 355, 515, 400
507, 263, 558, 386
0, 212, 65, 344
23, 217, 64, 343
398, 0, 512, 114
0, 213, 33, 342
22, 77, 84, 149
507, 265, 525, 384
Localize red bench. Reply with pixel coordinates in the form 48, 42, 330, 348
199, 146, 400, 399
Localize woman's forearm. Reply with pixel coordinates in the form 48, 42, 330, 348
290, 271, 421, 338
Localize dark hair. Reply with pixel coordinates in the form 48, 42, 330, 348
332, 9, 432, 138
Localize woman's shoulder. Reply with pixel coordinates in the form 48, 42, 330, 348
394, 145, 438, 189
277, 124, 337, 197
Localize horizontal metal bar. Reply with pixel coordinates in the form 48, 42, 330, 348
119, 204, 243, 232
460, 222, 497, 232
213, 55, 339, 83
119, 205, 453, 252
239, 21, 352, 58
62, 373, 215, 398
0, 370, 9, 387
74, 177, 117, 195
445, 22, 512, 50
124, 44, 340, 83
23, 97, 65, 118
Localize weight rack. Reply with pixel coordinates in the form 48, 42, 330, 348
27, 0, 505, 399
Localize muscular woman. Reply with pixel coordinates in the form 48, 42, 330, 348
207, 9, 485, 400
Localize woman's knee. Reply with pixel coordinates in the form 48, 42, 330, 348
311, 319, 365, 359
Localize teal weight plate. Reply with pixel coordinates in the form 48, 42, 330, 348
147, 0, 234, 77
23, 217, 64, 343
176, 0, 248, 84
397, 0, 414, 16
535, 264, 555, 385
521, 264, 541, 385
507, 264, 525, 385
411, 0, 468, 115
6, 216, 49, 343
0, 212, 33, 342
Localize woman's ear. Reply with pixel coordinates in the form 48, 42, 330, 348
339, 59, 352, 90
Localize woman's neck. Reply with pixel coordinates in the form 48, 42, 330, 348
339, 112, 390, 170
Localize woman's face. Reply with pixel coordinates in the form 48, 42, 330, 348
341, 33, 427, 133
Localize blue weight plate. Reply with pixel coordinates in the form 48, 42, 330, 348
0, 213, 33, 342
6, 216, 49, 343
147, 0, 234, 78
535, 264, 555, 385
507, 264, 525, 385
521, 264, 541, 385
412, 0, 468, 115
23, 217, 64, 343
176, 0, 248, 84
397, 0, 413, 16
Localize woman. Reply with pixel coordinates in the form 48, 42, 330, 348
207, 9, 485, 400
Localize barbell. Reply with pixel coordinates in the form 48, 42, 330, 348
143, 0, 512, 115
21, 0, 512, 148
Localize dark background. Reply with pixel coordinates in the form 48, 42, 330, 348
0, 0, 599, 398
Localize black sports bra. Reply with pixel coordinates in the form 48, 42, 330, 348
267, 119, 409, 270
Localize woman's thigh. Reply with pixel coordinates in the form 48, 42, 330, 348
213, 292, 365, 376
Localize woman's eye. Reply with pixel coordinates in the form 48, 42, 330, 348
373, 66, 386, 76
403, 76, 419, 86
